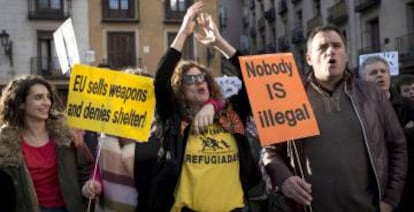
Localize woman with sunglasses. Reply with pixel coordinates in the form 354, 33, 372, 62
149, 2, 260, 211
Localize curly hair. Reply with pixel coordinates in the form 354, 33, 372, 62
170, 60, 223, 109
0, 75, 63, 128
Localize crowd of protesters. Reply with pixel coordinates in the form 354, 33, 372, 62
0, 1, 413, 212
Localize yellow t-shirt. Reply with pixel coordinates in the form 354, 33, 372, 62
171, 123, 244, 212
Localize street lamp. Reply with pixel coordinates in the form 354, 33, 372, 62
0, 29, 13, 66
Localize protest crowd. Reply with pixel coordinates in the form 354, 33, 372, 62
0, 2, 413, 212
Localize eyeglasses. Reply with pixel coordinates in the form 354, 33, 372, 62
182, 73, 207, 85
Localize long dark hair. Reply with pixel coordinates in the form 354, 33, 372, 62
0, 75, 63, 128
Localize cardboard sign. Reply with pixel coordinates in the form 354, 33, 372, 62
66, 64, 155, 142
359, 51, 399, 76
53, 18, 80, 74
239, 53, 319, 145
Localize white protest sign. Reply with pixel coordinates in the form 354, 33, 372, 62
53, 18, 80, 74
215, 76, 242, 99
359, 51, 399, 76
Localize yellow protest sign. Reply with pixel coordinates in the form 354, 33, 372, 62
239, 53, 320, 145
66, 64, 155, 142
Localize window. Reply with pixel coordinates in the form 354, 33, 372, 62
33, 31, 60, 77
102, 0, 137, 20
107, 32, 136, 68
38, 0, 61, 10
369, 18, 380, 51
296, 10, 302, 26
109, 0, 129, 10
313, 0, 321, 15
164, 0, 192, 22
29, 0, 67, 20
170, 0, 186, 11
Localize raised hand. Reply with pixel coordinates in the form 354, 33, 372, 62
195, 13, 219, 46
171, 1, 204, 51
178, 1, 204, 37
193, 12, 236, 58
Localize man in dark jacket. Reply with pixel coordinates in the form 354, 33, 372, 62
360, 56, 414, 212
262, 25, 406, 212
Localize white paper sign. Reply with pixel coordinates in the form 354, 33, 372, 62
53, 18, 80, 74
215, 76, 242, 99
359, 51, 399, 76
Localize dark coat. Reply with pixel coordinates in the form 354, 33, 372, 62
390, 90, 414, 212
0, 119, 94, 212
263, 73, 407, 211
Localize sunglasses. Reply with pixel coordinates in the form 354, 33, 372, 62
182, 73, 207, 85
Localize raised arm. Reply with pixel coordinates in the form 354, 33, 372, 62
195, 13, 251, 123
154, 2, 204, 122
195, 13, 236, 59
171, 1, 203, 52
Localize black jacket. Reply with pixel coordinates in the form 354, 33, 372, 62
135, 48, 260, 212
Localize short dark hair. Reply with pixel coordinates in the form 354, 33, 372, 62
396, 75, 414, 92
306, 24, 346, 53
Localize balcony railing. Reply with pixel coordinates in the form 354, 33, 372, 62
355, 0, 381, 12
28, 0, 69, 20
30, 57, 68, 80
397, 32, 414, 61
292, 26, 304, 44
102, 0, 139, 22
328, 1, 348, 24
278, 36, 290, 52
264, 7, 276, 23
164, 0, 192, 23
278, 0, 288, 15
307, 14, 323, 34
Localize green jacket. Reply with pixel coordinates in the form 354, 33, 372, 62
0, 119, 94, 212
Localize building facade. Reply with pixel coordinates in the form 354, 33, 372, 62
88, 0, 220, 75
0, 0, 90, 87
241, 0, 414, 75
